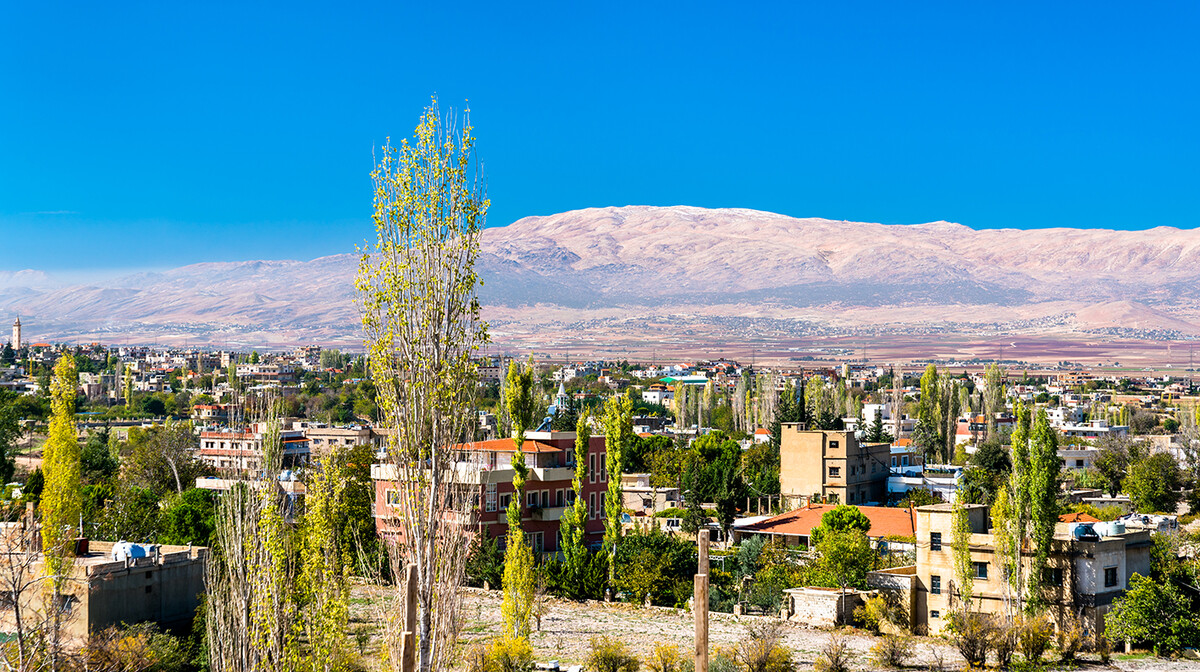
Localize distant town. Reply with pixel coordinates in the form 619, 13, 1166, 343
1, 310, 1197, 669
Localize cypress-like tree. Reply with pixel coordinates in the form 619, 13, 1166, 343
500, 361, 538, 640
1027, 409, 1061, 608
558, 409, 591, 598
601, 394, 632, 592
40, 353, 80, 663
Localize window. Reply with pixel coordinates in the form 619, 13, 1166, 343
891, 457, 898, 467
486, 499, 496, 512
589, 493, 597, 520
930, 532, 942, 551
499, 493, 512, 509
1104, 567, 1119, 588
1075, 459, 1084, 468
555, 489, 565, 507
589, 454, 596, 483
600, 453, 607, 481
849, 492, 856, 503
532, 532, 544, 553
829, 441, 840, 450
1042, 568, 1063, 586
973, 562, 988, 580
386, 490, 402, 507
828, 466, 841, 478
931, 575, 941, 595
527, 491, 538, 508
541, 490, 550, 507
930, 610, 940, 619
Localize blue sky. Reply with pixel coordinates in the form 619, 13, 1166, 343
2, 2, 1198, 272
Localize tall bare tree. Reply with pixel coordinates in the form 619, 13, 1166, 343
357, 98, 488, 672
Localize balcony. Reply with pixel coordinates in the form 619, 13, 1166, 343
531, 506, 567, 522
531, 466, 574, 482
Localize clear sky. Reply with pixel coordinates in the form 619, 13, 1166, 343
2, 2, 1199, 272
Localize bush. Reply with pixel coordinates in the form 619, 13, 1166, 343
1016, 613, 1053, 663
945, 610, 994, 668
710, 650, 738, 672
732, 621, 794, 672
870, 634, 914, 668
647, 643, 692, 672
587, 636, 641, 672
813, 633, 851, 672
1056, 614, 1083, 663
991, 620, 1016, 669
483, 638, 536, 672
853, 593, 909, 634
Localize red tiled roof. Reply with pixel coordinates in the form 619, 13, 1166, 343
743, 504, 915, 539
754, 428, 770, 435
452, 438, 562, 454
1059, 512, 1100, 523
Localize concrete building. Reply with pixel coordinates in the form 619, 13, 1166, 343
620, 472, 681, 516
779, 426, 890, 506
302, 423, 382, 458
733, 503, 916, 551
913, 503, 1152, 639
0, 533, 206, 648
198, 420, 310, 472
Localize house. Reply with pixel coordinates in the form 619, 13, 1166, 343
371, 431, 610, 556
753, 428, 771, 444
642, 383, 674, 406
620, 472, 681, 515
197, 420, 310, 473
779, 426, 890, 506
732, 503, 916, 551
912, 503, 1152, 639
0, 521, 206, 649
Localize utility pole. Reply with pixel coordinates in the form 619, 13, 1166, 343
694, 529, 709, 672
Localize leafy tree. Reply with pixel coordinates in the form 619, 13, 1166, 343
971, 440, 1011, 474
1027, 409, 1061, 606
602, 394, 633, 591
248, 350, 260, 364
741, 442, 779, 496
0, 342, 13, 366
465, 531, 504, 589
97, 484, 161, 542
123, 421, 209, 494
814, 529, 874, 592
41, 354, 81, 598
810, 504, 870, 545
80, 429, 119, 484
0, 403, 19, 485
864, 409, 893, 443
501, 360, 538, 641
158, 488, 216, 546
956, 467, 996, 506
1106, 573, 1200, 656
612, 527, 695, 606
558, 409, 592, 599
1124, 452, 1183, 513
897, 488, 941, 508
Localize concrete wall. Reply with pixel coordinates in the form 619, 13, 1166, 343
783, 587, 870, 628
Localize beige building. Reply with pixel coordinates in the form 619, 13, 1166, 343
779, 426, 890, 506
913, 503, 1152, 638
303, 423, 383, 458
0, 535, 206, 647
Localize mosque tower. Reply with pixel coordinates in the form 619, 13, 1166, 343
11, 317, 20, 350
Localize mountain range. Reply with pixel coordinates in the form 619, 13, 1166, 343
4, 205, 1200, 354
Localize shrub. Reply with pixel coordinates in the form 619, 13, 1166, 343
733, 621, 794, 672
991, 620, 1016, 669
587, 636, 641, 672
1055, 614, 1083, 663
813, 633, 851, 672
1016, 613, 1053, 663
854, 592, 910, 634
484, 638, 536, 672
710, 650, 738, 672
647, 643, 690, 672
870, 634, 914, 668
945, 610, 994, 668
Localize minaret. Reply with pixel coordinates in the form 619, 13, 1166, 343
11, 317, 20, 350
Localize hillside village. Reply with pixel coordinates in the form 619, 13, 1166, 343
0, 312, 1198, 670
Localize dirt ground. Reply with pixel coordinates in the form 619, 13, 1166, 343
349, 585, 1200, 671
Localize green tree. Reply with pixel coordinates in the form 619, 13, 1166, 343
158, 488, 216, 546
815, 529, 874, 594
249, 350, 260, 364
298, 443, 352, 671
558, 409, 592, 599
1027, 409, 1061, 608
501, 360, 538, 641
809, 504, 871, 545
1124, 452, 1183, 513
41, 354, 81, 580
602, 394, 633, 592
918, 365, 943, 461
1105, 573, 1200, 656
0, 403, 19, 484
0, 342, 13, 366
951, 502, 974, 607
123, 364, 134, 410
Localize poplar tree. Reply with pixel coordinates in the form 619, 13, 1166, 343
357, 98, 489, 672
951, 502, 974, 608
40, 353, 80, 666
558, 409, 591, 598
602, 394, 632, 591
123, 364, 133, 410
1027, 409, 1061, 608
298, 444, 352, 672
999, 403, 1032, 610
501, 360, 537, 640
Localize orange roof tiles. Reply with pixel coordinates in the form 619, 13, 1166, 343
452, 438, 562, 454
743, 504, 915, 539
1058, 512, 1100, 523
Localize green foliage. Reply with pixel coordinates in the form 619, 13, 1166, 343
586, 636, 640, 672
479, 637, 535, 672
897, 488, 941, 508
41, 353, 81, 582
741, 442, 779, 496
810, 504, 871, 546
869, 634, 914, 668
813, 529, 874, 590
502, 360, 538, 640
465, 531, 504, 588
1016, 613, 1053, 664
951, 502, 974, 605
1124, 452, 1184, 513
646, 643, 689, 672
733, 621, 794, 672
0, 402, 18, 484
81, 430, 119, 483
735, 535, 766, 577
1027, 409, 1061, 605
602, 394, 633, 587
854, 593, 910, 634
159, 488, 216, 546
1106, 573, 1200, 655
614, 527, 696, 605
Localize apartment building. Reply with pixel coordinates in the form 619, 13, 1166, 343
779, 426, 890, 506
913, 503, 1152, 638
198, 421, 310, 472
371, 431, 609, 555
